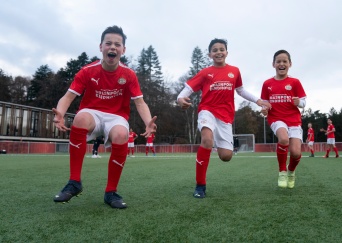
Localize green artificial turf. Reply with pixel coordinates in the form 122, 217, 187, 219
0, 152, 341, 242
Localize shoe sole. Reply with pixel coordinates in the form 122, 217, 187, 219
278, 184, 287, 188
54, 191, 83, 204
287, 179, 295, 189
193, 191, 206, 198
104, 200, 127, 209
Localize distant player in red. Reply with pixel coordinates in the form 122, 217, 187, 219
127, 128, 138, 157
306, 123, 315, 157
145, 133, 156, 156
320, 118, 339, 158
261, 50, 306, 189
92, 135, 104, 158
52, 25, 157, 209
177, 38, 271, 198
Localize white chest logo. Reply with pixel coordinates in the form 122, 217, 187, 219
228, 72, 234, 78
285, 84, 292, 90
91, 78, 99, 85
118, 78, 126, 85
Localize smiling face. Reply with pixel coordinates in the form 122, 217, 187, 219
273, 52, 292, 80
208, 43, 228, 67
100, 33, 126, 71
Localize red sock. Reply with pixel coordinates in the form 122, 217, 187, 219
150, 147, 155, 154
326, 149, 330, 157
127, 148, 130, 156
105, 143, 128, 192
145, 147, 148, 155
310, 149, 314, 154
69, 126, 88, 182
288, 154, 301, 171
277, 143, 288, 172
196, 146, 212, 185
334, 147, 339, 155
131, 148, 135, 155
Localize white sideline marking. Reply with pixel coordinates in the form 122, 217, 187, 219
4, 154, 279, 159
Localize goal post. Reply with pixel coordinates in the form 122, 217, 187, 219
233, 134, 255, 153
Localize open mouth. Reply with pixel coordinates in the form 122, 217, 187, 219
108, 53, 117, 58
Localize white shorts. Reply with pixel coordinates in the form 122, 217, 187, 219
146, 143, 154, 147
270, 121, 303, 142
198, 110, 233, 150
327, 138, 335, 145
78, 108, 129, 148
308, 141, 314, 146
128, 142, 135, 148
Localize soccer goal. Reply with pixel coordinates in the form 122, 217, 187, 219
233, 134, 255, 153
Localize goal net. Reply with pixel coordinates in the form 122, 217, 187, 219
233, 134, 255, 153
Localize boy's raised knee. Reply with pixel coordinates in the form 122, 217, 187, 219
219, 155, 232, 162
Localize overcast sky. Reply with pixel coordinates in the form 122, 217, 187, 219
1, 0, 341, 114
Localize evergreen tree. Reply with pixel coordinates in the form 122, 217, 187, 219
27, 65, 54, 108
120, 55, 129, 66
179, 46, 210, 143
189, 47, 207, 77
63, 52, 91, 83
52, 52, 99, 113
0, 69, 12, 102
10, 76, 31, 104
136, 46, 164, 106
133, 46, 165, 143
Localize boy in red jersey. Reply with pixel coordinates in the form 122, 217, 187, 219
261, 50, 306, 189
52, 26, 157, 209
177, 38, 271, 198
145, 133, 156, 156
306, 123, 315, 157
127, 128, 138, 157
320, 118, 339, 158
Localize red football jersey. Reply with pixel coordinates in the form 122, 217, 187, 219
327, 124, 335, 138
146, 133, 155, 143
186, 64, 243, 124
128, 131, 137, 143
307, 128, 314, 141
69, 60, 143, 121
261, 77, 306, 126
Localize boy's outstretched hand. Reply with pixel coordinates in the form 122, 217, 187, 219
256, 99, 272, 110
177, 97, 192, 110
260, 107, 269, 117
141, 116, 157, 138
257, 99, 271, 117
52, 108, 70, 132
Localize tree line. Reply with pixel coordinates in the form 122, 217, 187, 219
1, 46, 341, 144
